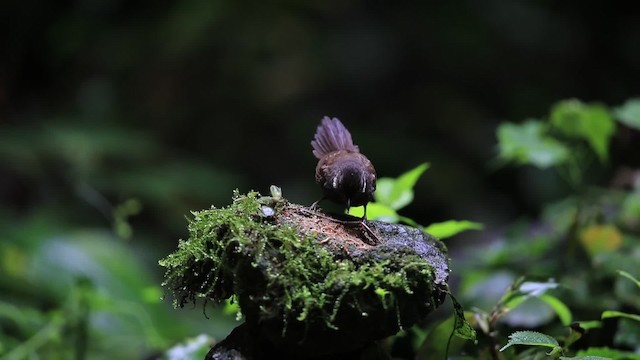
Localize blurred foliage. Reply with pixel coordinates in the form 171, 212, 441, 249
416, 98, 640, 359
0, 229, 237, 358
0, 121, 241, 358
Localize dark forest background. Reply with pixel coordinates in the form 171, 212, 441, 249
1, 1, 639, 358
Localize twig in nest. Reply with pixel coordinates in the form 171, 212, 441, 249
300, 208, 381, 245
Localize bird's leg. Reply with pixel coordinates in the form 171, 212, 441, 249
309, 197, 325, 211
358, 219, 380, 245
356, 204, 380, 244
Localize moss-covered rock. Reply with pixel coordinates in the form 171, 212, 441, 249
160, 190, 449, 359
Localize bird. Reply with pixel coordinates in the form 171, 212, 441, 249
311, 116, 377, 218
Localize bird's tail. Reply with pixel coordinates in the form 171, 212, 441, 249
311, 116, 360, 159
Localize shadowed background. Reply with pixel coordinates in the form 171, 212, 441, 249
1, 0, 639, 357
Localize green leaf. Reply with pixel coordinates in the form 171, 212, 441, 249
601, 310, 640, 322
573, 320, 602, 330
499, 281, 566, 327
501, 279, 558, 306
550, 99, 615, 162
560, 356, 613, 360
499, 330, 559, 352
347, 202, 399, 222
539, 294, 572, 326
497, 120, 569, 168
449, 293, 477, 341
575, 347, 640, 360
423, 220, 483, 239
499, 277, 571, 327
374, 163, 429, 210
614, 98, 640, 130
618, 270, 640, 288
502, 296, 557, 328
503, 293, 528, 311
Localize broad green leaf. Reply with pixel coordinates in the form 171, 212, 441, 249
618, 270, 640, 288
503, 294, 528, 310
423, 220, 483, 239
601, 310, 640, 322
614, 98, 640, 130
499, 331, 559, 351
500, 282, 568, 327
496, 276, 526, 306
374, 179, 395, 205
550, 99, 614, 162
347, 202, 399, 222
560, 356, 613, 360
450, 293, 477, 341
539, 294, 572, 326
374, 163, 429, 210
497, 120, 569, 168
394, 162, 429, 193
575, 347, 640, 360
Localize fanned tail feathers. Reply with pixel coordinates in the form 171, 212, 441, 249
311, 116, 359, 159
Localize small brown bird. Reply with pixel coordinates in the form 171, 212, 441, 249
311, 116, 377, 218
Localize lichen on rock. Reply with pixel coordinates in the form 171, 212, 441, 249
160, 190, 450, 358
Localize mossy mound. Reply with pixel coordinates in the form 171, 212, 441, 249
160, 190, 449, 359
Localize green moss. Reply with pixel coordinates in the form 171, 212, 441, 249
160, 190, 446, 342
